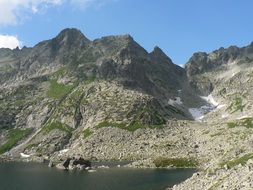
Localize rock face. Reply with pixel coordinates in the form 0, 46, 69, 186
56, 157, 91, 170
185, 43, 253, 95
185, 45, 250, 76
170, 42, 253, 189
0, 28, 204, 160
2, 28, 253, 189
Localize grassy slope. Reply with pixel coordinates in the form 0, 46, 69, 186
0, 128, 32, 154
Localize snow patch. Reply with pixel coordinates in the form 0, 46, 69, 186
201, 94, 225, 109
188, 108, 203, 120
189, 94, 224, 121
200, 94, 219, 107
168, 97, 182, 105
59, 149, 69, 155
20, 153, 30, 158
189, 105, 214, 121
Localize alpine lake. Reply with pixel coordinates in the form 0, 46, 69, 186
0, 161, 196, 190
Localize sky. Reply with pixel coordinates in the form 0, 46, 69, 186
0, 0, 253, 65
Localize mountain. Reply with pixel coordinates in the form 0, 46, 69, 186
1, 28, 253, 189
185, 42, 253, 121
185, 43, 253, 96
0, 28, 204, 159
173, 43, 253, 189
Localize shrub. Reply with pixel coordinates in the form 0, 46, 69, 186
83, 128, 93, 139
227, 117, 253, 129
226, 97, 245, 113
42, 120, 73, 134
227, 122, 237, 128
221, 153, 253, 168
154, 157, 198, 168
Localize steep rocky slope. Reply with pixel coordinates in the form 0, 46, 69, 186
171, 42, 253, 189
0, 28, 203, 161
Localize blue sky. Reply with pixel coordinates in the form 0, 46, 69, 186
0, 0, 253, 65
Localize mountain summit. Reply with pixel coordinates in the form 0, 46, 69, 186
52, 28, 90, 49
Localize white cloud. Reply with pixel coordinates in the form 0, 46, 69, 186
0, 0, 64, 26
70, 0, 93, 8
0, 0, 116, 26
70, 0, 113, 9
0, 35, 21, 49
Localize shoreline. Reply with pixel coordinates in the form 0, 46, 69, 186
0, 155, 199, 170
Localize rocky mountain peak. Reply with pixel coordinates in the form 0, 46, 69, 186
92, 34, 142, 54
94, 34, 148, 60
149, 46, 174, 66
117, 34, 134, 42
95, 34, 134, 44
152, 46, 166, 56
27, 28, 91, 65
185, 45, 242, 77
56, 28, 89, 39
53, 28, 90, 49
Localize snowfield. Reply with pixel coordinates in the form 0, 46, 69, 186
189, 94, 225, 121
189, 105, 214, 121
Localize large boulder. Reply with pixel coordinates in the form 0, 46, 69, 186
56, 157, 91, 170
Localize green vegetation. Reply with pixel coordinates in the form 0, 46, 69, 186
219, 88, 226, 97
83, 128, 93, 139
240, 118, 253, 128
42, 120, 73, 134
128, 122, 164, 131
83, 76, 96, 84
221, 153, 253, 168
70, 89, 83, 100
227, 117, 253, 128
227, 122, 237, 128
96, 121, 164, 132
25, 143, 36, 150
0, 128, 33, 154
226, 97, 246, 113
47, 79, 75, 99
134, 107, 166, 125
0, 65, 13, 73
154, 157, 198, 168
52, 67, 66, 78
96, 121, 127, 130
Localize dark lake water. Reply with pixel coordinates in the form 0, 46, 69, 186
0, 162, 195, 190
